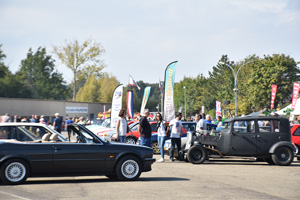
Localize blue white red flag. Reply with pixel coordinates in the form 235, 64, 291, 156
129, 75, 140, 90
127, 91, 133, 118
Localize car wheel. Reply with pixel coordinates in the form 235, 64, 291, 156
271, 146, 294, 166
116, 156, 142, 181
152, 141, 160, 154
0, 159, 29, 185
187, 145, 207, 164
264, 157, 275, 165
125, 137, 136, 144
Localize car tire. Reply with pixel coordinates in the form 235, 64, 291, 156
152, 141, 160, 154
116, 156, 142, 181
271, 146, 294, 166
187, 145, 207, 164
0, 159, 29, 185
125, 137, 136, 144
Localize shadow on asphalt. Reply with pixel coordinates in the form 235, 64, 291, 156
7, 176, 189, 185
199, 159, 300, 166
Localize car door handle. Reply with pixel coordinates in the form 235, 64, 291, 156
251, 135, 256, 138
54, 147, 62, 150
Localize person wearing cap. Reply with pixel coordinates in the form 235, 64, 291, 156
53, 113, 62, 133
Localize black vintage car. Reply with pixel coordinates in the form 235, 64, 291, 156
0, 124, 155, 185
181, 116, 296, 166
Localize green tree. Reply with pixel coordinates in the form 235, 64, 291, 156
53, 38, 105, 101
17, 47, 68, 100
76, 74, 99, 102
76, 72, 120, 103
0, 44, 32, 98
247, 54, 300, 110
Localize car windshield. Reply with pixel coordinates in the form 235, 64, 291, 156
223, 122, 232, 133
101, 119, 110, 127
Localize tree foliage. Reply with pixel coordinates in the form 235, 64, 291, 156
174, 54, 300, 118
0, 44, 32, 98
76, 73, 120, 103
53, 38, 105, 101
17, 47, 68, 100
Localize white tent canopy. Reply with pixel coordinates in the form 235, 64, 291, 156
276, 98, 300, 115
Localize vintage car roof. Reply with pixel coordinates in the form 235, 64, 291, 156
224, 116, 288, 122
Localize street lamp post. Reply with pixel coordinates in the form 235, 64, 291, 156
219, 61, 252, 117
183, 86, 186, 118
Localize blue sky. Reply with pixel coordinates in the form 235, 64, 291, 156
1, 0, 299, 85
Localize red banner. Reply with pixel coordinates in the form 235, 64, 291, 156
291, 82, 300, 110
270, 85, 277, 110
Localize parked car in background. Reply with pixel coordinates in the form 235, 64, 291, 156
0, 123, 67, 142
164, 123, 217, 157
112, 121, 158, 144
0, 123, 155, 185
290, 124, 300, 160
181, 116, 295, 166
86, 119, 112, 141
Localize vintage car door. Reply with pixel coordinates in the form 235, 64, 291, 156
52, 127, 106, 174
228, 120, 256, 156
256, 119, 281, 155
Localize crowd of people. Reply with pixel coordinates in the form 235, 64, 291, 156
0, 112, 92, 134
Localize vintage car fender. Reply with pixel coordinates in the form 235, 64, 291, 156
269, 141, 296, 154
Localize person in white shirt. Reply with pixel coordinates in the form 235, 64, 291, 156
156, 113, 166, 162
169, 113, 183, 162
195, 113, 202, 132
116, 109, 129, 143
199, 113, 207, 130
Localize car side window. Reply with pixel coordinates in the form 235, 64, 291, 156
16, 127, 32, 141
294, 127, 300, 136
233, 120, 254, 133
150, 123, 157, 132
258, 120, 279, 133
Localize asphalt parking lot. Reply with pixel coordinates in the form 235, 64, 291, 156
0, 154, 299, 200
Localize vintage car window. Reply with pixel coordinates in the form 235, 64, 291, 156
233, 120, 254, 133
258, 120, 279, 133
183, 124, 195, 132
293, 127, 300, 136
223, 122, 231, 132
